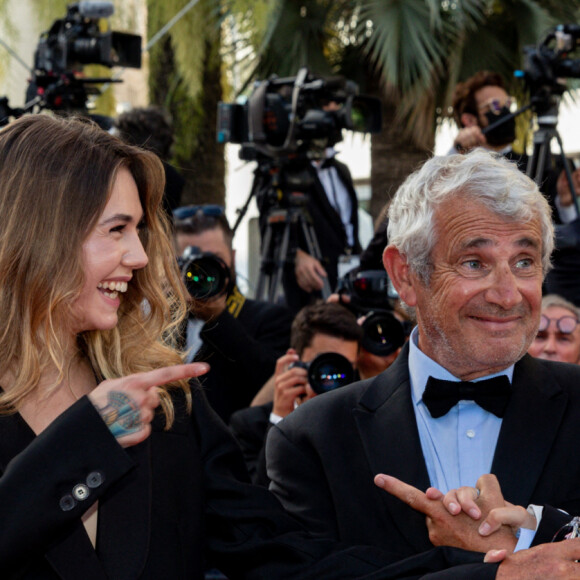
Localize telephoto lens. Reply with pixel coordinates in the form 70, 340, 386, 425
178, 246, 231, 300
290, 352, 355, 395
361, 311, 406, 357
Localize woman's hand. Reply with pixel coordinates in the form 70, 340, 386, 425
89, 362, 209, 447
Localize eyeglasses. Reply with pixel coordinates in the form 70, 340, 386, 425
173, 205, 225, 221
478, 97, 514, 115
538, 314, 580, 335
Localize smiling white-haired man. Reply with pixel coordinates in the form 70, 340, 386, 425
266, 148, 580, 579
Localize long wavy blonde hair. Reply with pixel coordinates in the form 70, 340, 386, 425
0, 114, 189, 426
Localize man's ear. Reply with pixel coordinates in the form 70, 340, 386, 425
461, 112, 478, 128
383, 245, 417, 307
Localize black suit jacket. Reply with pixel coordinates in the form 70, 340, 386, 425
0, 384, 491, 580
267, 343, 580, 578
186, 296, 293, 423
230, 401, 273, 486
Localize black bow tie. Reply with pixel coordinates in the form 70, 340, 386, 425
422, 375, 511, 419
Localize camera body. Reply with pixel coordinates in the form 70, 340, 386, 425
34, 2, 141, 76
518, 24, 580, 105
289, 352, 355, 395
336, 269, 407, 357
216, 67, 382, 159
17, 2, 142, 115
178, 246, 232, 301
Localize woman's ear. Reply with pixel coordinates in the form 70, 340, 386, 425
383, 245, 417, 307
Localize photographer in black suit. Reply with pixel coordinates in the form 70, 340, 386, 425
174, 205, 293, 422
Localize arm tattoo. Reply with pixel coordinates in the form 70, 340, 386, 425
97, 391, 142, 438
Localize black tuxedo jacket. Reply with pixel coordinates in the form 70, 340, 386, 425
230, 401, 273, 486
267, 343, 580, 578
0, 384, 489, 580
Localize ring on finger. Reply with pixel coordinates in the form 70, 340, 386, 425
475, 487, 481, 499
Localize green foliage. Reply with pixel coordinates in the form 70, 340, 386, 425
148, 0, 225, 205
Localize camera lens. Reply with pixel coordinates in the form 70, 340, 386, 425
182, 255, 229, 300
361, 311, 405, 357
307, 352, 354, 395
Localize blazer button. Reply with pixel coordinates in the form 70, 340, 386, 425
86, 471, 104, 489
59, 494, 77, 512
73, 483, 90, 501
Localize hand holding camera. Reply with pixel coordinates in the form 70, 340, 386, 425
273, 349, 310, 418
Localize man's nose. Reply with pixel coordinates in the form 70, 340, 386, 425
484, 264, 523, 309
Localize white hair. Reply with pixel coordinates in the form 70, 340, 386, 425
387, 148, 555, 282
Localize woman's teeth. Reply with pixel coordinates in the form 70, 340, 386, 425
98, 281, 128, 299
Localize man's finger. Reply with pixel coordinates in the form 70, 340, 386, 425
479, 505, 536, 536
374, 474, 430, 515
425, 487, 444, 501
484, 549, 508, 563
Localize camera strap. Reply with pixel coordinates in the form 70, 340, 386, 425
226, 285, 246, 319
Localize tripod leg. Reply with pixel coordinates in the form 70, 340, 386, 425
554, 132, 579, 218
255, 222, 275, 301
269, 219, 292, 303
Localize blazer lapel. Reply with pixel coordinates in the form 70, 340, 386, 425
491, 355, 568, 507
97, 437, 152, 579
352, 347, 433, 553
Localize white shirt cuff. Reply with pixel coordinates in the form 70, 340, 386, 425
514, 505, 543, 552
269, 412, 284, 425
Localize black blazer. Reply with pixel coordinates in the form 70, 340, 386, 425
267, 343, 580, 578
0, 385, 490, 580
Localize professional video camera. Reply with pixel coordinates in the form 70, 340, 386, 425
1, 1, 141, 125
216, 67, 381, 159
289, 352, 355, 395
336, 269, 407, 357
218, 68, 382, 304
178, 246, 233, 301
518, 24, 580, 103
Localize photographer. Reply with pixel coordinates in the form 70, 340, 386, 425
174, 205, 294, 422
230, 301, 361, 486
255, 101, 363, 313
450, 70, 579, 225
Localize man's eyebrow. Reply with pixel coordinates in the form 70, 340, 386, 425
460, 236, 541, 250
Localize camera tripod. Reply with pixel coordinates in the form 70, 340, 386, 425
525, 93, 578, 215
232, 153, 332, 304
255, 191, 331, 304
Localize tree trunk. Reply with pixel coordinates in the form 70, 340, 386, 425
369, 93, 431, 226
148, 24, 225, 207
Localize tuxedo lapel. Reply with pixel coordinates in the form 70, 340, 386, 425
311, 162, 347, 237
352, 348, 433, 553
491, 355, 568, 507
97, 437, 152, 579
